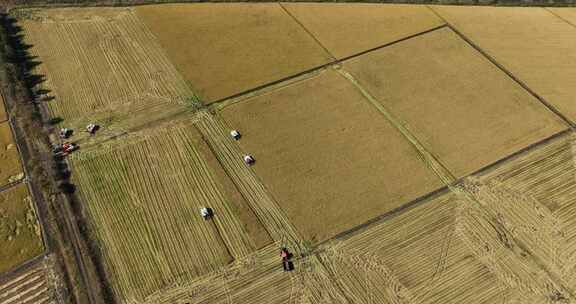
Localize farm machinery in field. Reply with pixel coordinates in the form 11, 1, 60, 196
280, 248, 294, 272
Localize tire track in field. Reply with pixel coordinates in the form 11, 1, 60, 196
194, 111, 350, 304
336, 68, 455, 186
70, 123, 262, 302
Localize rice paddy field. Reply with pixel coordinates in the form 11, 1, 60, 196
0, 256, 57, 304
18, 8, 198, 146
10, 3, 576, 304
0, 184, 43, 274
0, 123, 23, 187
343, 27, 568, 178
135, 3, 334, 103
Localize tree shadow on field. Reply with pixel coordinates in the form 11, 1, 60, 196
1, 13, 119, 304
3, 16, 55, 105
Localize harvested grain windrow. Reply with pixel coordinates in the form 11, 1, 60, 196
472, 132, 576, 292
282, 3, 444, 59
0, 258, 55, 304
69, 123, 272, 302
319, 192, 537, 304
18, 8, 198, 146
433, 6, 576, 124
343, 27, 567, 178
194, 111, 302, 248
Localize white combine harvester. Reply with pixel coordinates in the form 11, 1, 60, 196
199, 207, 213, 220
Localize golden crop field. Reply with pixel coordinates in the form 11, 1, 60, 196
219, 69, 443, 243
433, 6, 576, 123
343, 27, 568, 178
70, 122, 271, 302
0, 94, 7, 122
0, 257, 56, 304
0, 184, 43, 274
18, 8, 198, 145
13, 4, 576, 304
282, 3, 444, 59
135, 3, 333, 103
0, 123, 23, 187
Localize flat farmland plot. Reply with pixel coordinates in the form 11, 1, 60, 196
0, 123, 23, 187
219, 69, 443, 243
320, 188, 572, 303
0, 184, 43, 274
283, 3, 444, 59
70, 123, 270, 302
135, 3, 333, 103
344, 27, 567, 178
0, 258, 55, 304
18, 8, 197, 144
433, 6, 576, 123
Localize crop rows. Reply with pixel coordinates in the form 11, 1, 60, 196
0, 258, 55, 304
191, 112, 349, 304
314, 131, 576, 303
19, 8, 198, 144
70, 123, 259, 302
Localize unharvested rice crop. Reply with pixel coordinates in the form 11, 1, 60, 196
0, 123, 23, 187
0, 184, 43, 274
343, 27, 567, 178
219, 69, 443, 243
18, 8, 197, 145
70, 122, 270, 302
433, 6, 576, 123
135, 3, 333, 103
0, 257, 56, 304
282, 3, 444, 59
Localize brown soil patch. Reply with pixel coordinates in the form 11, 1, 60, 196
0, 184, 43, 274
433, 6, 576, 123
219, 69, 443, 243
135, 3, 333, 103
283, 3, 444, 59
344, 27, 567, 178
0, 123, 23, 187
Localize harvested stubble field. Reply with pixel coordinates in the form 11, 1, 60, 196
219, 69, 443, 243
318, 130, 576, 303
282, 3, 444, 59
18, 7, 198, 146
135, 3, 333, 103
0, 184, 43, 274
433, 6, 576, 123
0, 123, 23, 187
70, 122, 271, 302
343, 27, 567, 178
0, 257, 56, 304
13, 4, 576, 304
